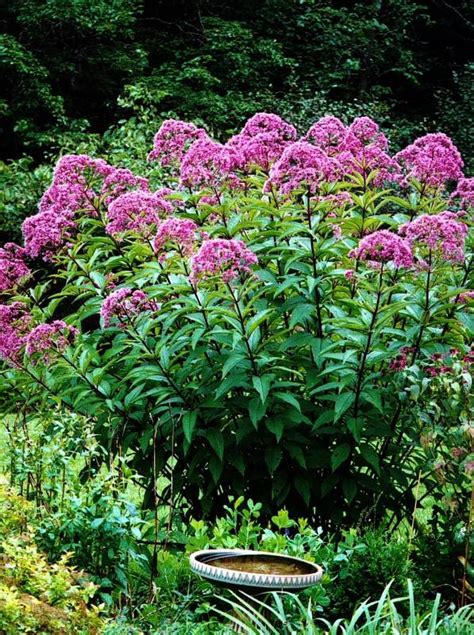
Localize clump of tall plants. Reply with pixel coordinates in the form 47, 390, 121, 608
0, 113, 472, 542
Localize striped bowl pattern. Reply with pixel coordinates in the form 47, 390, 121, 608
189, 549, 323, 590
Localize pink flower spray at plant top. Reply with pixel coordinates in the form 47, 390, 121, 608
180, 137, 242, 191
147, 119, 207, 166
266, 141, 340, 195
451, 177, 474, 210
399, 211, 468, 264
0, 302, 32, 365
23, 154, 149, 261
0, 243, 31, 292
106, 190, 174, 237
153, 218, 201, 257
100, 288, 159, 328
395, 133, 464, 189
25, 321, 79, 363
349, 230, 414, 268
228, 112, 297, 171
303, 115, 347, 156
190, 239, 258, 284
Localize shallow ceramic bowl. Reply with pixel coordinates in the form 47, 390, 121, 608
189, 549, 323, 592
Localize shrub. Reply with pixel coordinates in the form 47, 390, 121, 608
0, 113, 472, 533
0, 482, 103, 634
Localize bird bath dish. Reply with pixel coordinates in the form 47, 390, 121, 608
189, 549, 323, 593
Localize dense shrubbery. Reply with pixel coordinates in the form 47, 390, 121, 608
1, 1, 474, 166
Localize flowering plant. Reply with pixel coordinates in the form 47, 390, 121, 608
0, 113, 472, 526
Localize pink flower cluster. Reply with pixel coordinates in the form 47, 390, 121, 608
106, 190, 174, 237
0, 243, 31, 293
399, 212, 468, 264
451, 177, 474, 210
153, 218, 200, 256
303, 116, 397, 185
25, 321, 78, 362
190, 239, 258, 284
23, 154, 148, 260
395, 133, 464, 189
266, 142, 340, 195
22, 209, 76, 261
457, 291, 474, 304
228, 113, 297, 171
304, 116, 347, 156
0, 302, 32, 365
100, 288, 159, 328
350, 230, 413, 268
180, 137, 242, 192
148, 119, 207, 166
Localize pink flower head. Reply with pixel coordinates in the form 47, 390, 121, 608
228, 113, 297, 171
226, 133, 288, 172
106, 190, 173, 237
344, 269, 355, 281
451, 177, 474, 210
41, 154, 114, 217
339, 144, 400, 185
349, 230, 413, 268
265, 142, 340, 195
190, 239, 258, 284
399, 212, 468, 264
457, 291, 474, 304
345, 117, 388, 151
25, 320, 78, 363
238, 113, 297, 141
147, 119, 207, 166
100, 288, 159, 328
0, 243, 31, 292
395, 133, 464, 189
22, 209, 76, 261
0, 302, 32, 365
153, 218, 200, 256
180, 137, 241, 191
304, 116, 347, 156
101, 168, 149, 205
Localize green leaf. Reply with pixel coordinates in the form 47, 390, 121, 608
252, 375, 272, 404
265, 418, 285, 443
208, 455, 223, 484
361, 390, 383, 413
273, 391, 302, 412
183, 411, 197, 443
264, 446, 282, 474
294, 476, 311, 506
334, 392, 355, 423
331, 443, 351, 471
207, 429, 224, 461
321, 473, 339, 498
360, 444, 380, 475
342, 479, 357, 504
248, 397, 267, 428
346, 417, 364, 442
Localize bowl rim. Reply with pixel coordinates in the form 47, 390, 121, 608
189, 548, 323, 588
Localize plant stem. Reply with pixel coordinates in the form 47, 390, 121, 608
353, 265, 384, 417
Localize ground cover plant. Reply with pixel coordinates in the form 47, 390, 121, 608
0, 111, 473, 630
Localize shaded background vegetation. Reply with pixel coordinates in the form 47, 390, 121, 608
1, 1, 473, 156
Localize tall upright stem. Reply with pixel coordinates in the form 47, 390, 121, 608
353, 265, 384, 417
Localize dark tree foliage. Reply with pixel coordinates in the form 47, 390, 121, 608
1, 0, 473, 162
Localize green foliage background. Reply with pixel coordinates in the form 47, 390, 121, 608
1, 0, 473, 162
